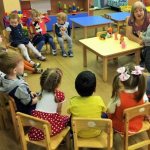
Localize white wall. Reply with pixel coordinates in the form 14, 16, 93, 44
30, 0, 51, 13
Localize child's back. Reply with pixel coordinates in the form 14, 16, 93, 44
68, 71, 106, 118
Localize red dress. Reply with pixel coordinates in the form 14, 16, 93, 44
28, 90, 70, 141
109, 91, 144, 134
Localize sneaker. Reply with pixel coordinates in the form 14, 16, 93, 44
68, 51, 73, 57
62, 51, 67, 57
29, 60, 35, 65
37, 55, 46, 61
52, 49, 57, 56
33, 62, 41, 68
33, 68, 43, 74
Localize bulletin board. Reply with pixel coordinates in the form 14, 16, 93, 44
30, 0, 51, 13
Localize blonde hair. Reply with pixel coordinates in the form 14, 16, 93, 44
30, 9, 41, 18
130, 1, 147, 21
9, 13, 20, 21
57, 12, 67, 21
40, 68, 63, 93
0, 50, 23, 74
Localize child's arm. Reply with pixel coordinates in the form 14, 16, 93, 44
107, 97, 120, 114
41, 15, 50, 23
55, 24, 62, 37
57, 103, 62, 114
67, 24, 71, 36
15, 84, 38, 106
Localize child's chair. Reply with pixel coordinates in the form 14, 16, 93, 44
16, 112, 70, 150
9, 97, 19, 141
123, 103, 150, 150
72, 117, 113, 150
2, 29, 19, 51
0, 92, 10, 129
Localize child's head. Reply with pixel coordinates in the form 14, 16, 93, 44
112, 63, 145, 102
75, 71, 96, 97
57, 12, 67, 24
30, 9, 41, 22
40, 68, 63, 92
9, 13, 20, 27
0, 50, 24, 75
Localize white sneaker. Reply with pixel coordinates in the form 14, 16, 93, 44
52, 49, 57, 56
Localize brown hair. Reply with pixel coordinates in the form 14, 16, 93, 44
111, 63, 145, 102
130, 1, 147, 22
0, 50, 23, 74
57, 12, 67, 21
9, 13, 20, 21
40, 68, 63, 93
30, 9, 41, 18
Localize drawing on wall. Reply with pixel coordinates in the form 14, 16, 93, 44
30, 0, 51, 13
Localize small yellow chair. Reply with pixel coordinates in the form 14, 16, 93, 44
16, 112, 70, 150
72, 117, 113, 150
124, 103, 150, 150
8, 97, 19, 140
2, 29, 19, 51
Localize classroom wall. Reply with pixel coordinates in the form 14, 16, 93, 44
3, 0, 21, 12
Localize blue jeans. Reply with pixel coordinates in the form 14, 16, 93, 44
36, 38, 56, 52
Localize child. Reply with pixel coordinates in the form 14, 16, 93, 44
107, 64, 145, 134
24, 60, 43, 74
30, 9, 57, 55
0, 50, 39, 114
55, 12, 73, 57
138, 21, 150, 71
6, 13, 46, 65
28, 68, 70, 140
68, 71, 106, 118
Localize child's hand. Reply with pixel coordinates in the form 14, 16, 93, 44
137, 31, 143, 38
31, 92, 38, 98
32, 97, 39, 105
145, 115, 150, 122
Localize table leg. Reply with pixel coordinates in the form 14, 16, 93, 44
84, 27, 87, 38
135, 49, 140, 65
83, 46, 87, 67
72, 22, 75, 40
103, 57, 108, 82
95, 28, 98, 36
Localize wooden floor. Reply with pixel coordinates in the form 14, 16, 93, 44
0, 9, 149, 150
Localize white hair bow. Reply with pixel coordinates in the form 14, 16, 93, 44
131, 66, 144, 75
117, 67, 130, 81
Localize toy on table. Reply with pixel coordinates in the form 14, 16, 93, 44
57, 1, 63, 13
114, 32, 118, 40
120, 34, 124, 44
99, 27, 113, 40
121, 41, 126, 49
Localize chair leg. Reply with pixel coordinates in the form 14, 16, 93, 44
65, 132, 70, 150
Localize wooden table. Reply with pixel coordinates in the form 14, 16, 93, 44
70, 16, 113, 39
105, 12, 130, 32
79, 35, 143, 82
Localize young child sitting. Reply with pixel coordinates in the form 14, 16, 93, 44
55, 12, 73, 57
107, 64, 146, 134
6, 13, 46, 65
68, 70, 106, 117
138, 19, 150, 71
0, 50, 39, 114
28, 68, 70, 140
30, 9, 57, 55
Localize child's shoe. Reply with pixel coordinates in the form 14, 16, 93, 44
33, 68, 43, 74
62, 51, 67, 57
37, 55, 46, 61
33, 62, 41, 68
52, 49, 57, 56
29, 60, 36, 65
68, 51, 73, 57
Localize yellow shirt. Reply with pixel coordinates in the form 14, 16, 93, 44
68, 96, 106, 118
